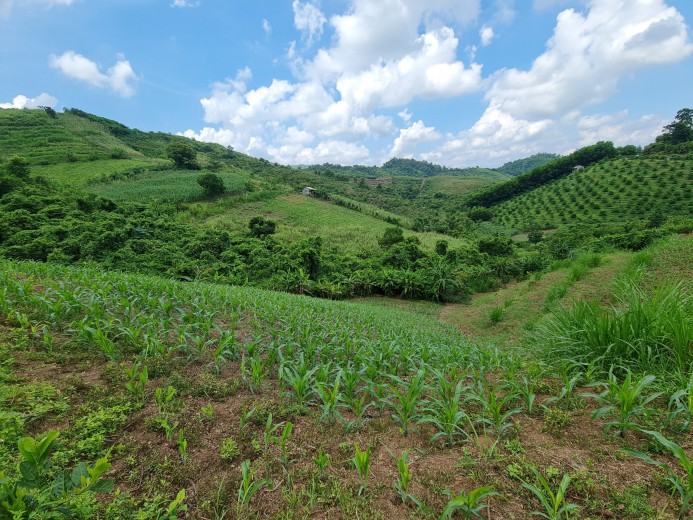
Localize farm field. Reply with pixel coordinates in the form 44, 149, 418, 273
492, 157, 693, 230
1, 233, 691, 519
203, 194, 468, 254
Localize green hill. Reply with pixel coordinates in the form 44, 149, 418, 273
492, 156, 693, 230
495, 152, 560, 177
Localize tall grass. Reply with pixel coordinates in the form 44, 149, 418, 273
536, 276, 692, 375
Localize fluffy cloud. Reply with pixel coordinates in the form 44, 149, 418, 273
480, 26, 494, 46
0, 93, 58, 109
184, 0, 691, 167
390, 121, 441, 157
292, 0, 326, 45
0, 0, 75, 18
49, 51, 139, 98
487, 0, 693, 120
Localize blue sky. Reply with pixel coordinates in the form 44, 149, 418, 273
1, 0, 692, 167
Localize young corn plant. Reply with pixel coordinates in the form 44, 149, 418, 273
543, 374, 583, 411
275, 422, 294, 469
667, 371, 693, 433
177, 429, 188, 463
156, 417, 179, 442
422, 373, 468, 446
263, 413, 282, 453
586, 368, 660, 438
441, 485, 498, 519
124, 363, 148, 405
353, 443, 371, 496
520, 467, 579, 520
236, 460, 271, 518
623, 430, 693, 520
155, 386, 176, 416
313, 447, 330, 475
468, 382, 521, 438
391, 449, 427, 510
315, 373, 343, 425
282, 358, 318, 408
386, 369, 427, 437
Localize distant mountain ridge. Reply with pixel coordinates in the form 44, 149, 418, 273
494, 153, 560, 177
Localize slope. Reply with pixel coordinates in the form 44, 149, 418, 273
492, 156, 693, 230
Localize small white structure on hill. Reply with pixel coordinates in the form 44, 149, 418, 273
572, 165, 585, 173
302, 186, 316, 196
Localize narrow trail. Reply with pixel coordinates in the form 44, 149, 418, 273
418, 178, 426, 194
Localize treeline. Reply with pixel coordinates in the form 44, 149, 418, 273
466, 141, 617, 207
494, 153, 560, 177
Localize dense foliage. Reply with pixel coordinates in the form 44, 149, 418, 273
466, 142, 617, 207
494, 153, 560, 177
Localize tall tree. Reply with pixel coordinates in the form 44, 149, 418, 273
660, 108, 693, 144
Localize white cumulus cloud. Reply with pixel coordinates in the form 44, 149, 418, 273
487, 0, 693, 121
480, 25, 494, 46
390, 120, 441, 157
292, 0, 326, 46
49, 51, 139, 98
0, 93, 58, 109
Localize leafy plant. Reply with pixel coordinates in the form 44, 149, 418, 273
386, 369, 427, 436
422, 372, 468, 446
353, 443, 371, 495
586, 368, 660, 437
124, 363, 148, 404
441, 485, 498, 519
236, 460, 271, 517
177, 429, 188, 463
520, 467, 579, 520
667, 371, 693, 433
391, 449, 427, 510
0, 431, 114, 518
313, 447, 330, 475
220, 437, 239, 462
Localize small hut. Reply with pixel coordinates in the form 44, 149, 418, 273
302, 186, 316, 196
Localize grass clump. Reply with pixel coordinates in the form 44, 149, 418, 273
536, 276, 692, 375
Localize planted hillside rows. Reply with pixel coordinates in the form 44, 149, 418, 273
1, 259, 692, 518
493, 157, 693, 230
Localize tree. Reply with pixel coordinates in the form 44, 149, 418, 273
167, 141, 200, 170
660, 108, 693, 144
6, 155, 30, 178
197, 173, 225, 198
249, 216, 276, 237
378, 227, 404, 248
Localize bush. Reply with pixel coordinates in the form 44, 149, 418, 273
197, 173, 225, 198
167, 141, 200, 170
249, 216, 276, 237
378, 227, 404, 248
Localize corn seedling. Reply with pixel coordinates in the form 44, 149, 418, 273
239, 405, 255, 430
353, 443, 371, 495
313, 447, 330, 475
177, 429, 188, 463
386, 369, 427, 436
236, 460, 271, 518
586, 368, 660, 437
667, 371, 693, 433
156, 417, 179, 442
155, 385, 176, 416
468, 382, 520, 438
282, 358, 318, 407
124, 363, 148, 405
391, 449, 427, 510
263, 413, 282, 452
199, 402, 215, 422
520, 467, 579, 520
623, 430, 693, 520
275, 421, 294, 468
315, 372, 343, 425
422, 372, 468, 446
441, 485, 497, 519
